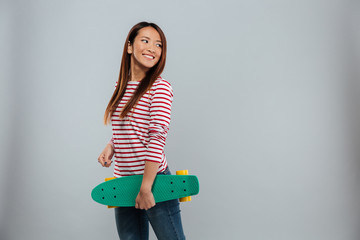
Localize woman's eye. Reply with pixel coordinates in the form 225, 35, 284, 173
156, 44, 162, 48
141, 39, 148, 43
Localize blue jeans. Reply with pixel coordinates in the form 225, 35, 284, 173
114, 167, 186, 240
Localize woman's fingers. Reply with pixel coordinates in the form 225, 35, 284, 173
104, 159, 112, 168
98, 146, 114, 167
98, 154, 106, 167
135, 192, 155, 210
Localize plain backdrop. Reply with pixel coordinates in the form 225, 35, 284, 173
1, 0, 360, 239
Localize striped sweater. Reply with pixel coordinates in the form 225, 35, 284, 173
109, 77, 173, 177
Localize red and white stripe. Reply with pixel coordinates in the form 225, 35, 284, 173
110, 77, 173, 177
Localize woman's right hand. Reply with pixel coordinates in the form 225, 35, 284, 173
98, 144, 114, 167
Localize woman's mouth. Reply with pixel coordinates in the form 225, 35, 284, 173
143, 54, 155, 60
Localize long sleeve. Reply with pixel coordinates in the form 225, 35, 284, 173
146, 81, 173, 163
111, 78, 173, 176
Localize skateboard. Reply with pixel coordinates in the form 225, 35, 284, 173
91, 170, 199, 207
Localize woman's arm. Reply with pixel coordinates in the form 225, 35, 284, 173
135, 79, 173, 210
135, 161, 160, 210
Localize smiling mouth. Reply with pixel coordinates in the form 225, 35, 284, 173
143, 54, 155, 60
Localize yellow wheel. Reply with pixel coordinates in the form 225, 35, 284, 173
176, 170, 192, 202
176, 170, 188, 175
105, 177, 116, 181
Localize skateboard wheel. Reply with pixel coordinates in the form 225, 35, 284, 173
176, 170, 192, 202
105, 177, 116, 182
179, 196, 192, 202
105, 177, 118, 208
176, 170, 188, 175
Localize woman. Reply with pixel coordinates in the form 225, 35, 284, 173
98, 22, 186, 240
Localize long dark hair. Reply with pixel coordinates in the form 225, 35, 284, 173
104, 22, 167, 124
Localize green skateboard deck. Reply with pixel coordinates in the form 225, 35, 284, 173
91, 175, 199, 207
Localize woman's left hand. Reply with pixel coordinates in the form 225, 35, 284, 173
135, 189, 155, 210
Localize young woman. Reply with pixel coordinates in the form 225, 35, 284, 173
97, 22, 186, 240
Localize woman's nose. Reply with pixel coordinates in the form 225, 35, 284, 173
148, 46, 155, 53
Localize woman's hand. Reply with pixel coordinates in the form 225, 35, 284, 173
98, 144, 114, 167
135, 189, 155, 210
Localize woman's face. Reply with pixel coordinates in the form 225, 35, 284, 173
128, 26, 162, 70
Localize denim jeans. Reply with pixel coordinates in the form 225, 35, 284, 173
114, 167, 186, 240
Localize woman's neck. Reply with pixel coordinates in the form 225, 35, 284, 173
129, 59, 148, 82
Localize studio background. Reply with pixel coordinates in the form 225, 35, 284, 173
1, 0, 359, 239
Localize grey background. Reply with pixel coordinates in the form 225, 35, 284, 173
1, 0, 360, 239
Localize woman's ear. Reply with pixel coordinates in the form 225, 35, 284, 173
127, 41, 132, 54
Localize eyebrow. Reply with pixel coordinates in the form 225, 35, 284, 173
140, 36, 162, 43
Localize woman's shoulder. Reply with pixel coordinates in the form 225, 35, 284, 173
154, 76, 171, 87
152, 76, 173, 92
